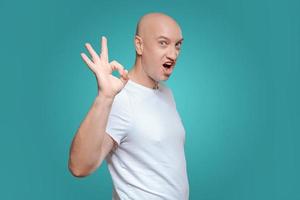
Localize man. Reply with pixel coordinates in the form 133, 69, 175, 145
68, 12, 189, 199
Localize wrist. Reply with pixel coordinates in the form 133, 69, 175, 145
94, 94, 114, 107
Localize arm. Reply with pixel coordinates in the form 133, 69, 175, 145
68, 95, 114, 177
68, 37, 128, 177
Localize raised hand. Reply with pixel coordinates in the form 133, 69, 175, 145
80, 36, 129, 98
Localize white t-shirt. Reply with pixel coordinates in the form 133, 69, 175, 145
105, 80, 189, 200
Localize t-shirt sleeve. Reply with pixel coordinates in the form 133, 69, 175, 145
165, 86, 177, 108
105, 91, 132, 146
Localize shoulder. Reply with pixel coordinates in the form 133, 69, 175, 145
160, 82, 174, 97
159, 82, 177, 106
110, 86, 132, 115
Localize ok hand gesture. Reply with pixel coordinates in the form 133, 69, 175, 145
81, 36, 129, 98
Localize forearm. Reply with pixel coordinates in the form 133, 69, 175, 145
68, 94, 114, 176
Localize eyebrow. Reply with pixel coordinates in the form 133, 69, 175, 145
157, 36, 184, 43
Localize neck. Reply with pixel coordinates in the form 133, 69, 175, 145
128, 57, 159, 89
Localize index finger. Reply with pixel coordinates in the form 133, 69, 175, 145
100, 36, 109, 63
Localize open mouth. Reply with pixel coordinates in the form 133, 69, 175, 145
163, 63, 173, 69
162, 61, 175, 69
162, 61, 175, 76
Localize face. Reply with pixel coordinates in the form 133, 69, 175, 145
139, 19, 183, 82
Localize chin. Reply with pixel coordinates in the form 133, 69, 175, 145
153, 74, 170, 82
162, 74, 171, 81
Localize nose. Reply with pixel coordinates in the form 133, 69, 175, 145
166, 46, 178, 61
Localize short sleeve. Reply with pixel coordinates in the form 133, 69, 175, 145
105, 90, 132, 146
163, 84, 177, 108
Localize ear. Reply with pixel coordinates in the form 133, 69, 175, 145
134, 35, 143, 55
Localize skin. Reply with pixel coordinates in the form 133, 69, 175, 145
68, 13, 183, 177
129, 13, 183, 88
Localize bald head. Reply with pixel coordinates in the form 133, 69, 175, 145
135, 13, 181, 37
131, 12, 184, 86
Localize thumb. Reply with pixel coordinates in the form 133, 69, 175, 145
120, 69, 129, 85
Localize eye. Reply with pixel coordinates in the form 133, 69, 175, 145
175, 42, 182, 49
159, 41, 168, 46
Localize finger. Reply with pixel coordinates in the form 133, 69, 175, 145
110, 60, 124, 72
85, 43, 100, 63
100, 36, 109, 63
121, 69, 129, 80
120, 73, 129, 84
110, 60, 129, 83
81, 53, 95, 71
121, 69, 129, 82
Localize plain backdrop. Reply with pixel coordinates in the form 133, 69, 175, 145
0, 0, 299, 199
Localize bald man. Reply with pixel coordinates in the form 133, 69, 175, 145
69, 13, 189, 199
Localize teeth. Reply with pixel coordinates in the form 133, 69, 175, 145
163, 63, 172, 68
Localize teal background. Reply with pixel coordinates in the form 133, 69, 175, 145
0, 0, 299, 199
